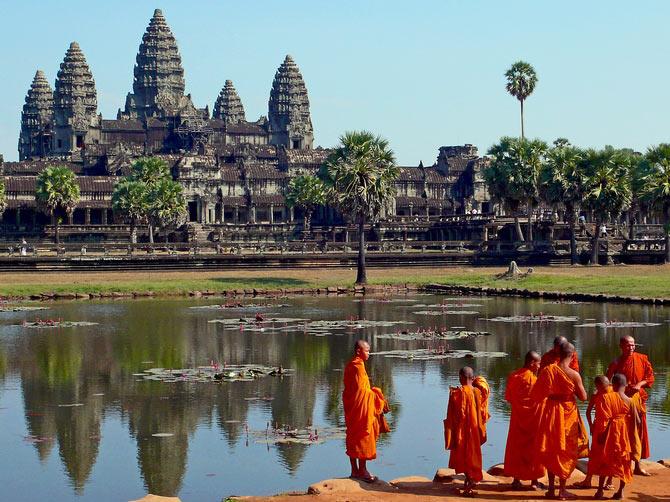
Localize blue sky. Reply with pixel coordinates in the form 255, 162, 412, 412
1, 0, 669, 164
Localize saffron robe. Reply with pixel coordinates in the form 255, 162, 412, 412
503, 367, 545, 480
532, 363, 589, 480
444, 385, 488, 482
540, 350, 580, 372
606, 352, 654, 459
342, 356, 386, 460
587, 389, 633, 483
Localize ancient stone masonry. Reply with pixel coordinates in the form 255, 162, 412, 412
53, 42, 100, 157
19, 71, 54, 160
213, 81, 246, 124
268, 55, 314, 150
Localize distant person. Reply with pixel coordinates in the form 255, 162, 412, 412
606, 335, 654, 476
444, 367, 490, 497
600, 223, 608, 238
20, 238, 27, 256
540, 336, 580, 372
578, 214, 587, 236
342, 340, 389, 483
532, 342, 588, 500
503, 351, 545, 490
589, 373, 638, 500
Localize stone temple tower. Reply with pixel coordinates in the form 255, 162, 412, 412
268, 55, 313, 150
53, 42, 99, 156
122, 9, 187, 119
19, 70, 54, 160
213, 80, 246, 124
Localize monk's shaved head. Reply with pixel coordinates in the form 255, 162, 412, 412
354, 339, 370, 353
525, 350, 540, 366
619, 335, 636, 356
612, 373, 627, 389
594, 375, 610, 388
459, 366, 474, 380
553, 336, 568, 348
559, 342, 575, 361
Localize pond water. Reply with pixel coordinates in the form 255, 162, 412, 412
0, 294, 668, 501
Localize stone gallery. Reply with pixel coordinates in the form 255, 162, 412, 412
1, 9, 490, 242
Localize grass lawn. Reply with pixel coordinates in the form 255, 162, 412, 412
1, 264, 669, 299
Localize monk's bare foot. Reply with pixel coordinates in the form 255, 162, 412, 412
611, 490, 623, 500
572, 480, 592, 489
510, 479, 523, 490
357, 470, 377, 483
604, 483, 614, 490
531, 481, 547, 491
594, 489, 606, 500
462, 487, 477, 498
545, 490, 557, 499
557, 489, 578, 500
634, 467, 651, 477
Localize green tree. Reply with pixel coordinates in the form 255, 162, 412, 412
540, 145, 585, 264
505, 61, 538, 140
129, 157, 172, 243
0, 178, 6, 219
485, 136, 547, 242
285, 175, 327, 233
582, 148, 632, 264
322, 131, 398, 284
642, 144, 670, 263
112, 180, 148, 244
35, 166, 80, 245
148, 178, 187, 244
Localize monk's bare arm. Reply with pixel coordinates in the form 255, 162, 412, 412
632, 402, 641, 426
571, 371, 587, 401
586, 395, 595, 429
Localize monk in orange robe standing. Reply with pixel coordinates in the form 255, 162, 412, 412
589, 373, 639, 500
503, 351, 545, 489
532, 342, 588, 500
342, 340, 388, 483
444, 366, 489, 497
540, 336, 580, 372
606, 335, 654, 476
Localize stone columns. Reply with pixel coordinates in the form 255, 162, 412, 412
85, 208, 91, 225
67, 212, 73, 225
221, 203, 225, 223
409, 204, 413, 218
250, 206, 257, 224
102, 210, 108, 224
201, 200, 208, 223
289, 206, 295, 222
269, 204, 274, 224
15, 209, 21, 227
234, 206, 239, 224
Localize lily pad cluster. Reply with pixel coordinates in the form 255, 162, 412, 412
377, 329, 491, 341
0, 306, 49, 313
190, 303, 290, 311
138, 364, 293, 383
413, 310, 480, 316
574, 321, 661, 329
482, 314, 579, 323
208, 317, 413, 336
371, 348, 508, 360
251, 425, 346, 445
19, 320, 98, 329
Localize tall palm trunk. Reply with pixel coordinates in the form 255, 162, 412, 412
356, 214, 367, 284
566, 205, 577, 265
591, 217, 601, 265
520, 99, 525, 140
130, 220, 137, 244
148, 223, 154, 244
665, 204, 670, 264
304, 209, 312, 234
527, 197, 533, 243
52, 210, 60, 245
513, 212, 525, 242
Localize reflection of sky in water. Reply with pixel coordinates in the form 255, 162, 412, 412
0, 295, 668, 500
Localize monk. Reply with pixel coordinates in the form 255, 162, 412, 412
606, 335, 654, 476
444, 367, 489, 497
503, 351, 545, 490
540, 336, 580, 372
532, 342, 588, 500
342, 340, 388, 483
590, 373, 639, 500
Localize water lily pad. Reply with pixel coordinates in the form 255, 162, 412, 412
251, 425, 346, 445
371, 348, 507, 360
0, 306, 50, 313
574, 321, 662, 328
482, 315, 579, 323
140, 364, 293, 384
413, 310, 480, 315
191, 303, 289, 310
19, 320, 98, 329
377, 330, 490, 341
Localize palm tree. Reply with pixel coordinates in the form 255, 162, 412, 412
35, 166, 80, 245
112, 180, 148, 244
0, 179, 6, 220
130, 157, 172, 242
322, 131, 398, 284
485, 136, 547, 242
539, 145, 585, 264
582, 148, 632, 265
642, 144, 670, 263
147, 178, 187, 244
505, 61, 538, 140
285, 175, 327, 234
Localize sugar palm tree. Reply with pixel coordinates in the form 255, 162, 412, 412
505, 61, 538, 140
35, 166, 80, 245
130, 157, 172, 242
285, 175, 327, 234
539, 145, 585, 264
642, 144, 670, 263
322, 131, 398, 284
148, 178, 187, 244
582, 148, 632, 264
485, 136, 547, 242
0, 179, 6, 220
112, 180, 148, 243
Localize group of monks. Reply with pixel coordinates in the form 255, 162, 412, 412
342, 335, 654, 500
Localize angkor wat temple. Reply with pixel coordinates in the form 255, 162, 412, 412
1, 9, 491, 243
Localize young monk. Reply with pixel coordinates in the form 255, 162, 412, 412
540, 336, 580, 372
342, 339, 388, 483
503, 351, 545, 490
444, 366, 489, 497
606, 335, 654, 476
590, 373, 639, 500
532, 342, 588, 500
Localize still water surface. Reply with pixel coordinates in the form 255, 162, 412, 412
0, 295, 668, 501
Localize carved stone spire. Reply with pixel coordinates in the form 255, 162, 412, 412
19, 70, 54, 160
123, 8, 186, 119
213, 80, 246, 124
53, 42, 98, 154
268, 55, 313, 149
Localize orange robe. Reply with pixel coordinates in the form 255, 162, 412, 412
540, 350, 580, 372
587, 389, 633, 483
444, 385, 488, 482
606, 352, 654, 459
342, 356, 386, 460
503, 367, 545, 480
531, 363, 589, 480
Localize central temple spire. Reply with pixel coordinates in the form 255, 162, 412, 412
122, 8, 187, 119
